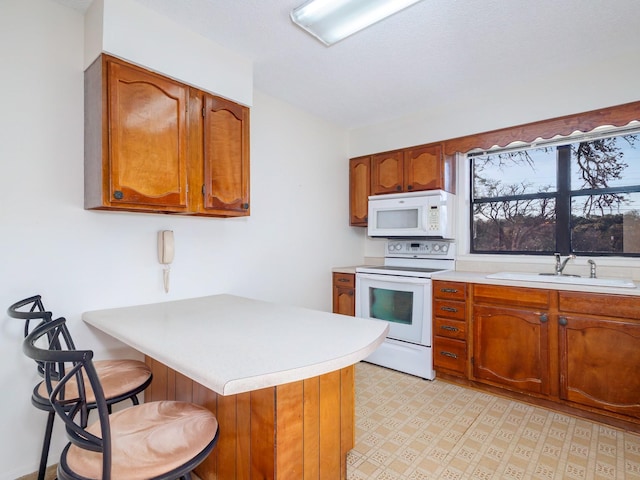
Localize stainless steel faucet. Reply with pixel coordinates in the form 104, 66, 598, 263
554, 253, 576, 275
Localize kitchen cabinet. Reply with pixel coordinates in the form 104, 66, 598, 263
332, 273, 355, 316
472, 284, 552, 396
84, 54, 249, 217
188, 90, 250, 216
349, 143, 454, 226
557, 291, 640, 418
432, 281, 467, 377
349, 156, 371, 226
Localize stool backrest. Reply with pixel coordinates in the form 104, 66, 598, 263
23, 317, 113, 479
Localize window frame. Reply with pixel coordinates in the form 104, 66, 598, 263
468, 131, 640, 256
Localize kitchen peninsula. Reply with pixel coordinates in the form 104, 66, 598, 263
83, 294, 388, 480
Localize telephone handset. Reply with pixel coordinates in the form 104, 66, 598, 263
158, 230, 175, 264
158, 230, 174, 292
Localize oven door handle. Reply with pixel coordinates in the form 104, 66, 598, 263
355, 273, 432, 285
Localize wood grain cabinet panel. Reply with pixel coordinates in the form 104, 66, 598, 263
85, 54, 249, 217
558, 291, 640, 418
349, 143, 454, 227
473, 304, 550, 396
332, 272, 355, 317
202, 94, 250, 216
404, 144, 454, 193
433, 281, 468, 377
349, 156, 370, 226
371, 150, 404, 194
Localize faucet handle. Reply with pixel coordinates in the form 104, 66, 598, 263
587, 259, 597, 278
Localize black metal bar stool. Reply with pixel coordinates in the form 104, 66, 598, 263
23, 317, 219, 480
8, 295, 153, 480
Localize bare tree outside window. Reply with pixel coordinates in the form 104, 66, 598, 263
471, 132, 640, 255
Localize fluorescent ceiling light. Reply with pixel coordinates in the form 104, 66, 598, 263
290, 0, 424, 46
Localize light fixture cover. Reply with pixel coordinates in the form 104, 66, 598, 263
290, 0, 424, 46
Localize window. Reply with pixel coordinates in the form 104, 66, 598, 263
470, 129, 640, 255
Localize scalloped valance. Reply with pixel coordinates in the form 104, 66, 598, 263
442, 100, 640, 156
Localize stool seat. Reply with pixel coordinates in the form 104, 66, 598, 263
34, 359, 152, 407
64, 401, 218, 480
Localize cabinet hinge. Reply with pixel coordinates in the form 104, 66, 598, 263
471, 356, 474, 365
202, 184, 205, 196
202, 107, 205, 118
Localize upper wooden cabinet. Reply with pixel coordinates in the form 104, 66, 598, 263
85, 54, 250, 217
349, 143, 455, 226
349, 156, 370, 226
370, 144, 454, 196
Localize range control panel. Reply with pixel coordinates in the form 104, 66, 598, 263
384, 239, 456, 258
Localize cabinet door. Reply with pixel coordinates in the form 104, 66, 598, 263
371, 151, 404, 194
473, 305, 550, 395
202, 94, 250, 216
403, 144, 444, 192
349, 156, 370, 226
332, 273, 355, 316
107, 60, 188, 210
559, 314, 640, 418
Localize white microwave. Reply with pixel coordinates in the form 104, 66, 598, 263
367, 190, 455, 238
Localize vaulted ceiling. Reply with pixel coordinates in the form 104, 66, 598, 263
55, 0, 640, 130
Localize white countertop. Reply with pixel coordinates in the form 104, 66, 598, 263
432, 270, 640, 296
82, 294, 389, 396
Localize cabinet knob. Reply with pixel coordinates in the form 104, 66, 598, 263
242, 203, 249, 210
407, 185, 413, 190
113, 190, 124, 200
540, 313, 548, 323
559, 316, 568, 326
396, 186, 402, 191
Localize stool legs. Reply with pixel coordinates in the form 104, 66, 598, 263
38, 411, 55, 480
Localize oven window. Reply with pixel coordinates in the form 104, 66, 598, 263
368, 287, 413, 325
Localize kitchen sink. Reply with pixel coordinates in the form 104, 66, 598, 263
485, 272, 637, 288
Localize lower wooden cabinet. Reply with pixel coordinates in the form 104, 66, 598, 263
432, 281, 467, 377
473, 304, 550, 395
558, 291, 640, 418
434, 280, 640, 428
332, 272, 355, 316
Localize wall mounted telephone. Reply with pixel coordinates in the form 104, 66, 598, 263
158, 230, 174, 292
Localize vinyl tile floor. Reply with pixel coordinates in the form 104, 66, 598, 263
17, 362, 640, 480
348, 362, 640, 480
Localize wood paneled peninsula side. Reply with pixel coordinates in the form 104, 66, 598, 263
83, 294, 388, 480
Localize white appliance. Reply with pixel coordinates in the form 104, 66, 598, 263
356, 239, 456, 380
367, 190, 455, 238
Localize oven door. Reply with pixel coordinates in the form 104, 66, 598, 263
355, 273, 431, 346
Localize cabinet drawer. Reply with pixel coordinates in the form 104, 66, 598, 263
558, 291, 640, 320
332, 272, 355, 288
433, 299, 465, 321
433, 281, 467, 301
434, 337, 466, 374
473, 284, 550, 309
434, 318, 466, 340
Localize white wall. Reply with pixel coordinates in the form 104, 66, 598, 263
0, 1, 363, 477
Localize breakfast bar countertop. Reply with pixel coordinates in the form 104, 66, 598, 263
82, 294, 388, 396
